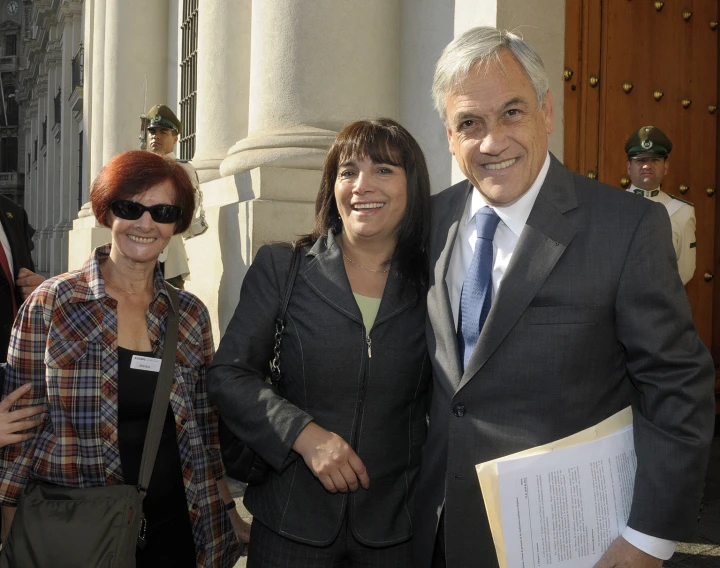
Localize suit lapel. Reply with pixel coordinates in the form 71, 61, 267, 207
302, 231, 420, 326
460, 157, 578, 389
428, 181, 472, 388
301, 233, 363, 324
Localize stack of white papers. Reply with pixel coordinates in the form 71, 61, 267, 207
476, 408, 635, 568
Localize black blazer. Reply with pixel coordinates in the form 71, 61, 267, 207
209, 234, 431, 546
413, 155, 716, 567
0, 195, 35, 363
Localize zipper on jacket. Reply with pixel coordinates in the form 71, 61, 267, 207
350, 329, 372, 453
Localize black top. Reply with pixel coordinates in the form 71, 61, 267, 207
117, 347, 195, 565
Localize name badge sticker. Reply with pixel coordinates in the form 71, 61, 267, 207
130, 355, 162, 372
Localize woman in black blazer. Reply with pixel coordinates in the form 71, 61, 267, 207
209, 118, 432, 567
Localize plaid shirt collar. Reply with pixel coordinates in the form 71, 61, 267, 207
69, 244, 174, 311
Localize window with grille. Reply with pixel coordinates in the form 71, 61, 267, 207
179, 0, 197, 161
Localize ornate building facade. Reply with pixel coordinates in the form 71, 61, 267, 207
17, 0, 82, 276
0, 0, 23, 204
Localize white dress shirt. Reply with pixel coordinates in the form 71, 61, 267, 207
445, 152, 675, 561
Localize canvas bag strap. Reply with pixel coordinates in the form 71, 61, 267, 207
136, 285, 180, 492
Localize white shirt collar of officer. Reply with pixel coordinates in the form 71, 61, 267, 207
627, 184, 661, 198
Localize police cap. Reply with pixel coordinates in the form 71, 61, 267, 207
147, 104, 181, 134
625, 125, 672, 158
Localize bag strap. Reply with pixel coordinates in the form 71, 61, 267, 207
137, 285, 180, 492
269, 246, 301, 385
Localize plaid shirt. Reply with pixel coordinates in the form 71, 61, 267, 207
0, 245, 240, 567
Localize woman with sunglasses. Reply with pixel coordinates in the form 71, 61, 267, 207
0, 151, 248, 567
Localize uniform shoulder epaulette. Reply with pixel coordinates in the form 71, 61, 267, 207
669, 194, 693, 207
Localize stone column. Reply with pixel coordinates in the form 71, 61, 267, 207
102, 0, 169, 164
184, 0, 401, 339
191, 0, 251, 183
34, 82, 47, 273
51, 2, 80, 274
69, 0, 167, 271
44, 55, 61, 274
220, 0, 401, 178
81, 0, 92, 197
21, 118, 30, 219
88, 0, 104, 181
26, 104, 39, 266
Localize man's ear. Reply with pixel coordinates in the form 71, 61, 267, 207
542, 90, 554, 135
446, 126, 455, 155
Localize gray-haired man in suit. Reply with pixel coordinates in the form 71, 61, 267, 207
413, 27, 715, 568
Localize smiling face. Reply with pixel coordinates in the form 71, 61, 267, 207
334, 156, 408, 247
444, 50, 554, 206
109, 180, 177, 268
627, 156, 668, 190
148, 127, 178, 155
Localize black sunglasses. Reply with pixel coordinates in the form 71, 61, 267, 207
110, 200, 182, 224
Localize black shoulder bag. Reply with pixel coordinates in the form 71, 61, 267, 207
0, 286, 181, 568
219, 246, 301, 484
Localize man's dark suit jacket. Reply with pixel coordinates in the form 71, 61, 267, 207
0, 195, 35, 364
413, 155, 716, 567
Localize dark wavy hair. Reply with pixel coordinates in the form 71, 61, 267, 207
297, 118, 431, 297
90, 150, 194, 234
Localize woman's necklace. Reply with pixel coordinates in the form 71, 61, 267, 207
342, 253, 389, 274
105, 277, 152, 297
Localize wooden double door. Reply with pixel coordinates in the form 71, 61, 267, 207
564, 0, 719, 385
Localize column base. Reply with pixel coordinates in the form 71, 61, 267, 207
35, 228, 53, 274
191, 158, 224, 184
180, 167, 319, 342
49, 233, 66, 277
77, 201, 94, 218
67, 215, 111, 271
220, 126, 337, 176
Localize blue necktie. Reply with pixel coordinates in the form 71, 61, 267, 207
458, 206, 500, 370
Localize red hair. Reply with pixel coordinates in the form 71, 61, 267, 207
90, 150, 195, 234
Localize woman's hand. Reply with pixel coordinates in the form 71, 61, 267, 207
292, 422, 370, 493
0, 383, 45, 448
228, 508, 251, 555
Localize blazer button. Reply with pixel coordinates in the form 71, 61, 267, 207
453, 404, 466, 417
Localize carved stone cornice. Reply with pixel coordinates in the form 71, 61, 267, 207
0, 21, 21, 32
44, 49, 61, 68
58, 1, 81, 27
